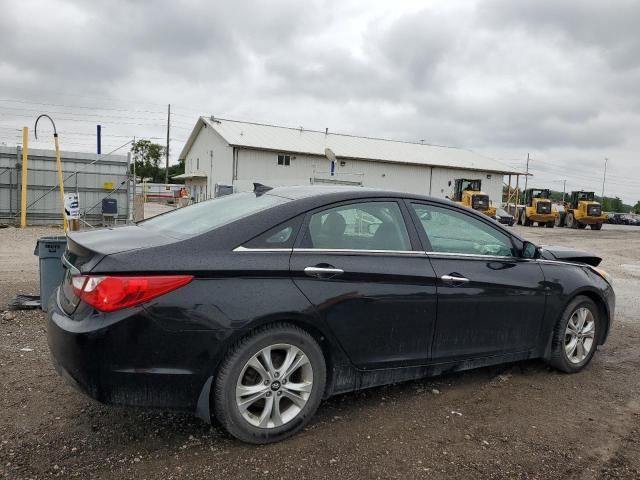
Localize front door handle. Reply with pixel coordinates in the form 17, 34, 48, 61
441, 274, 470, 285
304, 266, 344, 278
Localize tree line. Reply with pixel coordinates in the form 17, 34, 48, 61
129, 139, 185, 184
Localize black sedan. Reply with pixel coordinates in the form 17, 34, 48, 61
48, 185, 615, 444
495, 207, 516, 226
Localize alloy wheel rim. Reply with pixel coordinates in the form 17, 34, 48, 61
235, 343, 313, 429
564, 307, 595, 364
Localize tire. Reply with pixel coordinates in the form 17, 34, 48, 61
591, 223, 602, 230
546, 221, 555, 228
578, 223, 587, 229
213, 323, 326, 444
566, 212, 577, 229
555, 215, 563, 227
547, 296, 600, 373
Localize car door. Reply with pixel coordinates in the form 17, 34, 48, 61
408, 202, 547, 361
290, 199, 438, 369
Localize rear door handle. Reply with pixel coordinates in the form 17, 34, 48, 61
304, 266, 344, 278
441, 274, 470, 285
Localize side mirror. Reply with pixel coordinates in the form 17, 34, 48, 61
522, 241, 540, 259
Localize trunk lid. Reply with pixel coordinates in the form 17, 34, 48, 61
59, 225, 177, 314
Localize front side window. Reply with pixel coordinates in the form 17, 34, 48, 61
412, 204, 514, 257
303, 201, 411, 251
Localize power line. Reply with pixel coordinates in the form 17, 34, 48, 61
0, 98, 165, 115
0, 111, 168, 127
0, 106, 165, 122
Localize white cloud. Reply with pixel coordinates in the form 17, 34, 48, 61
0, 0, 637, 202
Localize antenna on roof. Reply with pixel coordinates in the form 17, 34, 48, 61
253, 183, 273, 196
325, 127, 328, 135
209, 115, 221, 124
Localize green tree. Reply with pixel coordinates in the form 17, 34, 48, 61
634, 201, 640, 213
130, 139, 165, 183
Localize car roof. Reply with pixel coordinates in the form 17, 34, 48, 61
265, 185, 442, 203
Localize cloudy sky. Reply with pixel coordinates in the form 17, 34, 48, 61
1, 0, 638, 202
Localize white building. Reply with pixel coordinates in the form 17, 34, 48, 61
176, 117, 519, 203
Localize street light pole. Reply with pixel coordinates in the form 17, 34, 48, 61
601, 158, 608, 200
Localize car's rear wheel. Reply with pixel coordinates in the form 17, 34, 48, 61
213, 324, 326, 444
547, 296, 599, 373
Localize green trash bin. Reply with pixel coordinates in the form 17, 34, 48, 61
34, 236, 67, 312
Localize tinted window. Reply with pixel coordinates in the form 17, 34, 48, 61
412, 204, 514, 257
304, 201, 410, 251
243, 218, 301, 249
139, 192, 289, 238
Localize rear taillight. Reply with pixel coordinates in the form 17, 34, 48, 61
71, 275, 193, 312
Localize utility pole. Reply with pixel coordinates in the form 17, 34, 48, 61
524, 153, 530, 192
165, 103, 170, 185
601, 157, 608, 201
562, 179, 566, 203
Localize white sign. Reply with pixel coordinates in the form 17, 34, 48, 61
64, 193, 80, 220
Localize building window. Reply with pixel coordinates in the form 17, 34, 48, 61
277, 154, 291, 166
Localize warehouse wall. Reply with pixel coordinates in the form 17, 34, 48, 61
182, 123, 233, 196
232, 148, 504, 205
0, 146, 129, 225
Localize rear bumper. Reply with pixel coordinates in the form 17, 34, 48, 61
47, 289, 213, 411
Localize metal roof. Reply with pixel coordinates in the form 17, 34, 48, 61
179, 117, 521, 175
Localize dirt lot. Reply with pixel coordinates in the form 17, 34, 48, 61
1, 224, 640, 479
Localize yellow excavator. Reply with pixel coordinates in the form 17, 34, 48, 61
560, 191, 607, 230
519, 188, 558, 228
451, 179, 496, 218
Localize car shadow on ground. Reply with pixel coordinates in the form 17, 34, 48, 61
73, 358, 552, 448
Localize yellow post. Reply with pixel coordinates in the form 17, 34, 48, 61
54, 133, 68, 232
20, 127, 28, 228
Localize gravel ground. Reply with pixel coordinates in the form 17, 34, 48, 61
1, 223, 640, 479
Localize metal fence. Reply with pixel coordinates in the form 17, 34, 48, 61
0, 146, 130, 226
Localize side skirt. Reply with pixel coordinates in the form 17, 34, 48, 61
330, 350, 537, 395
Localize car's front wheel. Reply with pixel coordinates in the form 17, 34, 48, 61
213, 324, 326, 444
547, 296, 600, 373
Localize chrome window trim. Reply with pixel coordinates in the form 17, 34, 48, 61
233, 246, 293, 253
233, 246, 425, 255
425, 251, 517, 261
293, 248, 425, 256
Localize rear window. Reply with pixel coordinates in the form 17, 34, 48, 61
139, 192, 290, 238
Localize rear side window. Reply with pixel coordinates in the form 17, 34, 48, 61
243, 217, 302, 249
139, 192, 289, 238
302, 201, 411, 251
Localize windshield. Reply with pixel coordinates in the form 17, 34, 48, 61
139, 192, 290, 238
531, 190, 550, 199
577, 192, 595, 201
